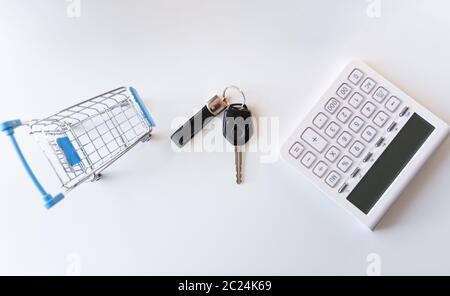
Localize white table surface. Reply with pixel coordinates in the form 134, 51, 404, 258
1, 0, 449, 276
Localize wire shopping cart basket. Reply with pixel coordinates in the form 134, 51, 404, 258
1, 86, 155, 209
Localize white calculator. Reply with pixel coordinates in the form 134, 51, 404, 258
281, 61, 449, 230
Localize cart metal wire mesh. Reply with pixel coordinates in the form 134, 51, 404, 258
1, 86, 155, 208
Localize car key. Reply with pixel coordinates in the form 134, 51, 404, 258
171, 95, 228, 148
223, 103, 254, 184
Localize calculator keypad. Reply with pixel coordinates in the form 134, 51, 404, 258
337, 132, 353, 148
325, 122, 341, 138
361, 102, 377, 118
289, 142, 304, 159
301, 128, 328, 153
337, 107, 353, 123
313, 113, 329, 129
361, 78, 377, 94
362, 126, 377, 142
349, 92, 364, 109
373, 111, 390, 127
349, 116, 365, 133
325, 98, 340, 114
373, 87, 389, 103
349, 141, 365, 157
348, 69, 364, 85
313, 161, 329, 178
338, 156, 353, 173
301, 152, 317, 168
337, 83, 352, 99
286, 65, 409, 192
386, 96, 401, 112
325, 146, 341, 163
325, 171, 341, 188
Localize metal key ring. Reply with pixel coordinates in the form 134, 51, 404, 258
222, 85, 246, 108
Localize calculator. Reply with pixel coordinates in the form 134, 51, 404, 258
281, 61, 449, 230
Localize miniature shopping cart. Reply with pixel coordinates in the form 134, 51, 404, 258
1, 86, 155, 209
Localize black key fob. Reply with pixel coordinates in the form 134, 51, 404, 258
171, 95, 228, 148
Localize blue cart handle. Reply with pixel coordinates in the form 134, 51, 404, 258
1, 120, 64, 209
129, 87, 156, 128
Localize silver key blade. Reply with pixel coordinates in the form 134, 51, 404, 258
235, 146, 243, 184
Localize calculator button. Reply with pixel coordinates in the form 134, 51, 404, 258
350, 141, 365, 157
362, 126, 377, 142
324, 98, 340, 114
363, 152, 373, 163
325, 122, 341, 138
301, 152, 317, 168
373, 87, 389, 103
348, 69, 364, 85
351, 167, 361, 178
337, 131, 353, 148
386, 96, 401, 112
338, 183, 348, 194
337, 107, 353, 123
313, 112, 329, 129
325, 146, 341, 163
337, 83, 352, 99
399, 106, 410, 117
349, 116, 365, 133
313, 161, 329, 178
301, 128, 328, 153
387, 122, 397, 132
361, 102, 377, 118
288, 142, 304, 159
349, 92, 364, 109
375, 137, 385, 147
361, 78, 377, 94
373, 111, 390, 127
338, 156, 353, 173
326, 171, 341, 188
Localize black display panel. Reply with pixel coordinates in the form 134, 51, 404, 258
347, 113, 435, 214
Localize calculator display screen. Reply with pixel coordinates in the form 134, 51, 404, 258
347, 113, 435, 214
